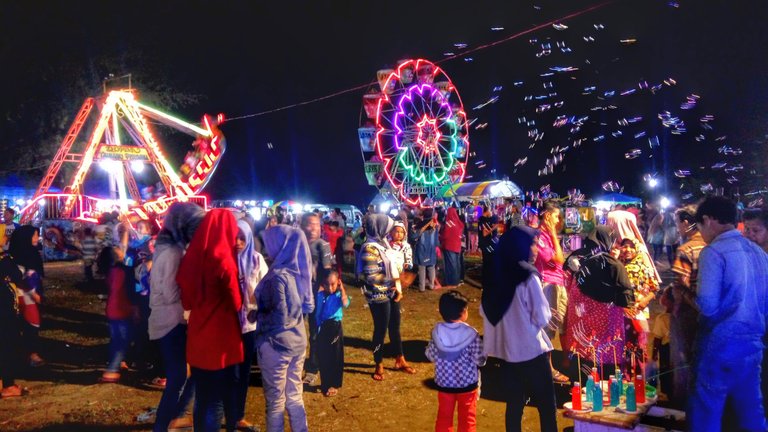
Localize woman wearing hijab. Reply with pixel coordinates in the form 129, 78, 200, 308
561, 226, 635, 381
254, 225, 312, 432
606, 210, 661, 284
439, 207, 465, 288
234, 219, 268, 431
360, 214, 416, 381
618, 237, 660, 369
149, 203, 205, 432
0, 225, 26, 398
177, 209, 243, 432
9, 225, 45, 367
481, 226, 557, 432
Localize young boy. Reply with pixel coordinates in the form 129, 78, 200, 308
315, 270, 350, 397
426, 291, 486, 432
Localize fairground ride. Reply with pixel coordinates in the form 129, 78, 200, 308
19, 89, 225, 225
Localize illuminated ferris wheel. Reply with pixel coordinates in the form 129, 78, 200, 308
358, 59, 470, 207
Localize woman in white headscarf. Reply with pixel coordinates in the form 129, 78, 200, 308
254, 225, 313, 432
233, 219, 268, 431
606, 210, 661, 284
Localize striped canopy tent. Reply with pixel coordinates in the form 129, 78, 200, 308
439, 180, 522, 200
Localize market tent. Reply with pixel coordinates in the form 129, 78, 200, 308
440, 180, 522, 199
593, 192, 642, 205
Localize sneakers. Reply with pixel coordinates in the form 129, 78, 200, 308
302, 372, 318, 385
1, 385, 23, 398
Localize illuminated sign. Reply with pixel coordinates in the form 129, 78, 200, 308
97, 145, 149, 161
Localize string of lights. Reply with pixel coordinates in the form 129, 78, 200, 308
224, 0, 616, 122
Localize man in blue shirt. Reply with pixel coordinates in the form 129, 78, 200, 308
689, 196, 768, 431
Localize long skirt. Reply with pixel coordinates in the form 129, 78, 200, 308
443, 250, 461, 286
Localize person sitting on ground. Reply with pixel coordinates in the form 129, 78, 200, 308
426, 290, 486, 432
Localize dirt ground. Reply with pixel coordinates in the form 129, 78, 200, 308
0, 259, 582, 431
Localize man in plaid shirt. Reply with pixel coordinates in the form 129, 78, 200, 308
426, 291, 486, 432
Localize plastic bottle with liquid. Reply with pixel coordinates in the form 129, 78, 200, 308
571, 382, 582, 410
635, 374, 646, 403
609, 377, 620, 406
585, 375, 594, 403
626, 382, 637, 412
592, 381, 604, 412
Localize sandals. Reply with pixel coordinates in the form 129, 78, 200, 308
552, 369, 569, 383
324, 387, 338, 397
99, 372, 121, 383
394, 356, 416, 374
235, 419, 259, 432
372, 363, 385, 381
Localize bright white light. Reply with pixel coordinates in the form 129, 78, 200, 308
15, 199, 25, 206
303, 204, 312, 211
660, 196, 671, 209
234, 200, 243, 207
389, 209, 399, 217
131, 160, 145, 173
262, 200, 271, 207
594, 200, 612, 210
291, 203, 303, 213
249, 200, 256, 206
380, 202, 392, 213
99, 159, 120, 172
647, 178, 659, 188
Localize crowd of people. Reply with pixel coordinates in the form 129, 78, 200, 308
0, 195, 767, 431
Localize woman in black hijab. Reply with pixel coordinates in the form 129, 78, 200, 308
561, 225, 634, 381
0, 228, 25, 397
481, 226, 558, 432
9, 225, 45, 367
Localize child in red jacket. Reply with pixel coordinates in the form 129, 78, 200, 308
101, 247, 136, 383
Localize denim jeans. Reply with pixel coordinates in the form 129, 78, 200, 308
192, 365, 238, 432
688, 350, 766, 432
418, 265, 436, 291
154, 324, 194, 432
257, 341, 308, 432
107, 319, 132, 372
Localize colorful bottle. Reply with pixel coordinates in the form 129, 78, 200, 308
609, 377, 620, 406
626, 383, 637, 412
615, 368, 623, 395
585, 375, 595, 403
635, 374, 646, 403
572, 382, 582, 410
591, 367, 599, 381
592, 381, 604, 412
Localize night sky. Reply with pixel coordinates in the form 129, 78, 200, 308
1, 0, 766, 208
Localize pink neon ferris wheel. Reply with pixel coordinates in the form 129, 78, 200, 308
358, 59, 470, 207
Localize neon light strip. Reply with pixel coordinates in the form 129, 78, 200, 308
116, 94, 195, 196
137, 102, 212, 137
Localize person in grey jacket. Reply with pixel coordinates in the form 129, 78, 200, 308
255, 225, 313, 432
148, 203, 204, 432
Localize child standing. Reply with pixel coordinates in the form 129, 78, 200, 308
315, 270, 350, 397
101, 247, 136, 383
426, 291, 486, 432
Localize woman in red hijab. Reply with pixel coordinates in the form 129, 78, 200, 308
439, 207, 465, 288
177, 209, 243, 432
